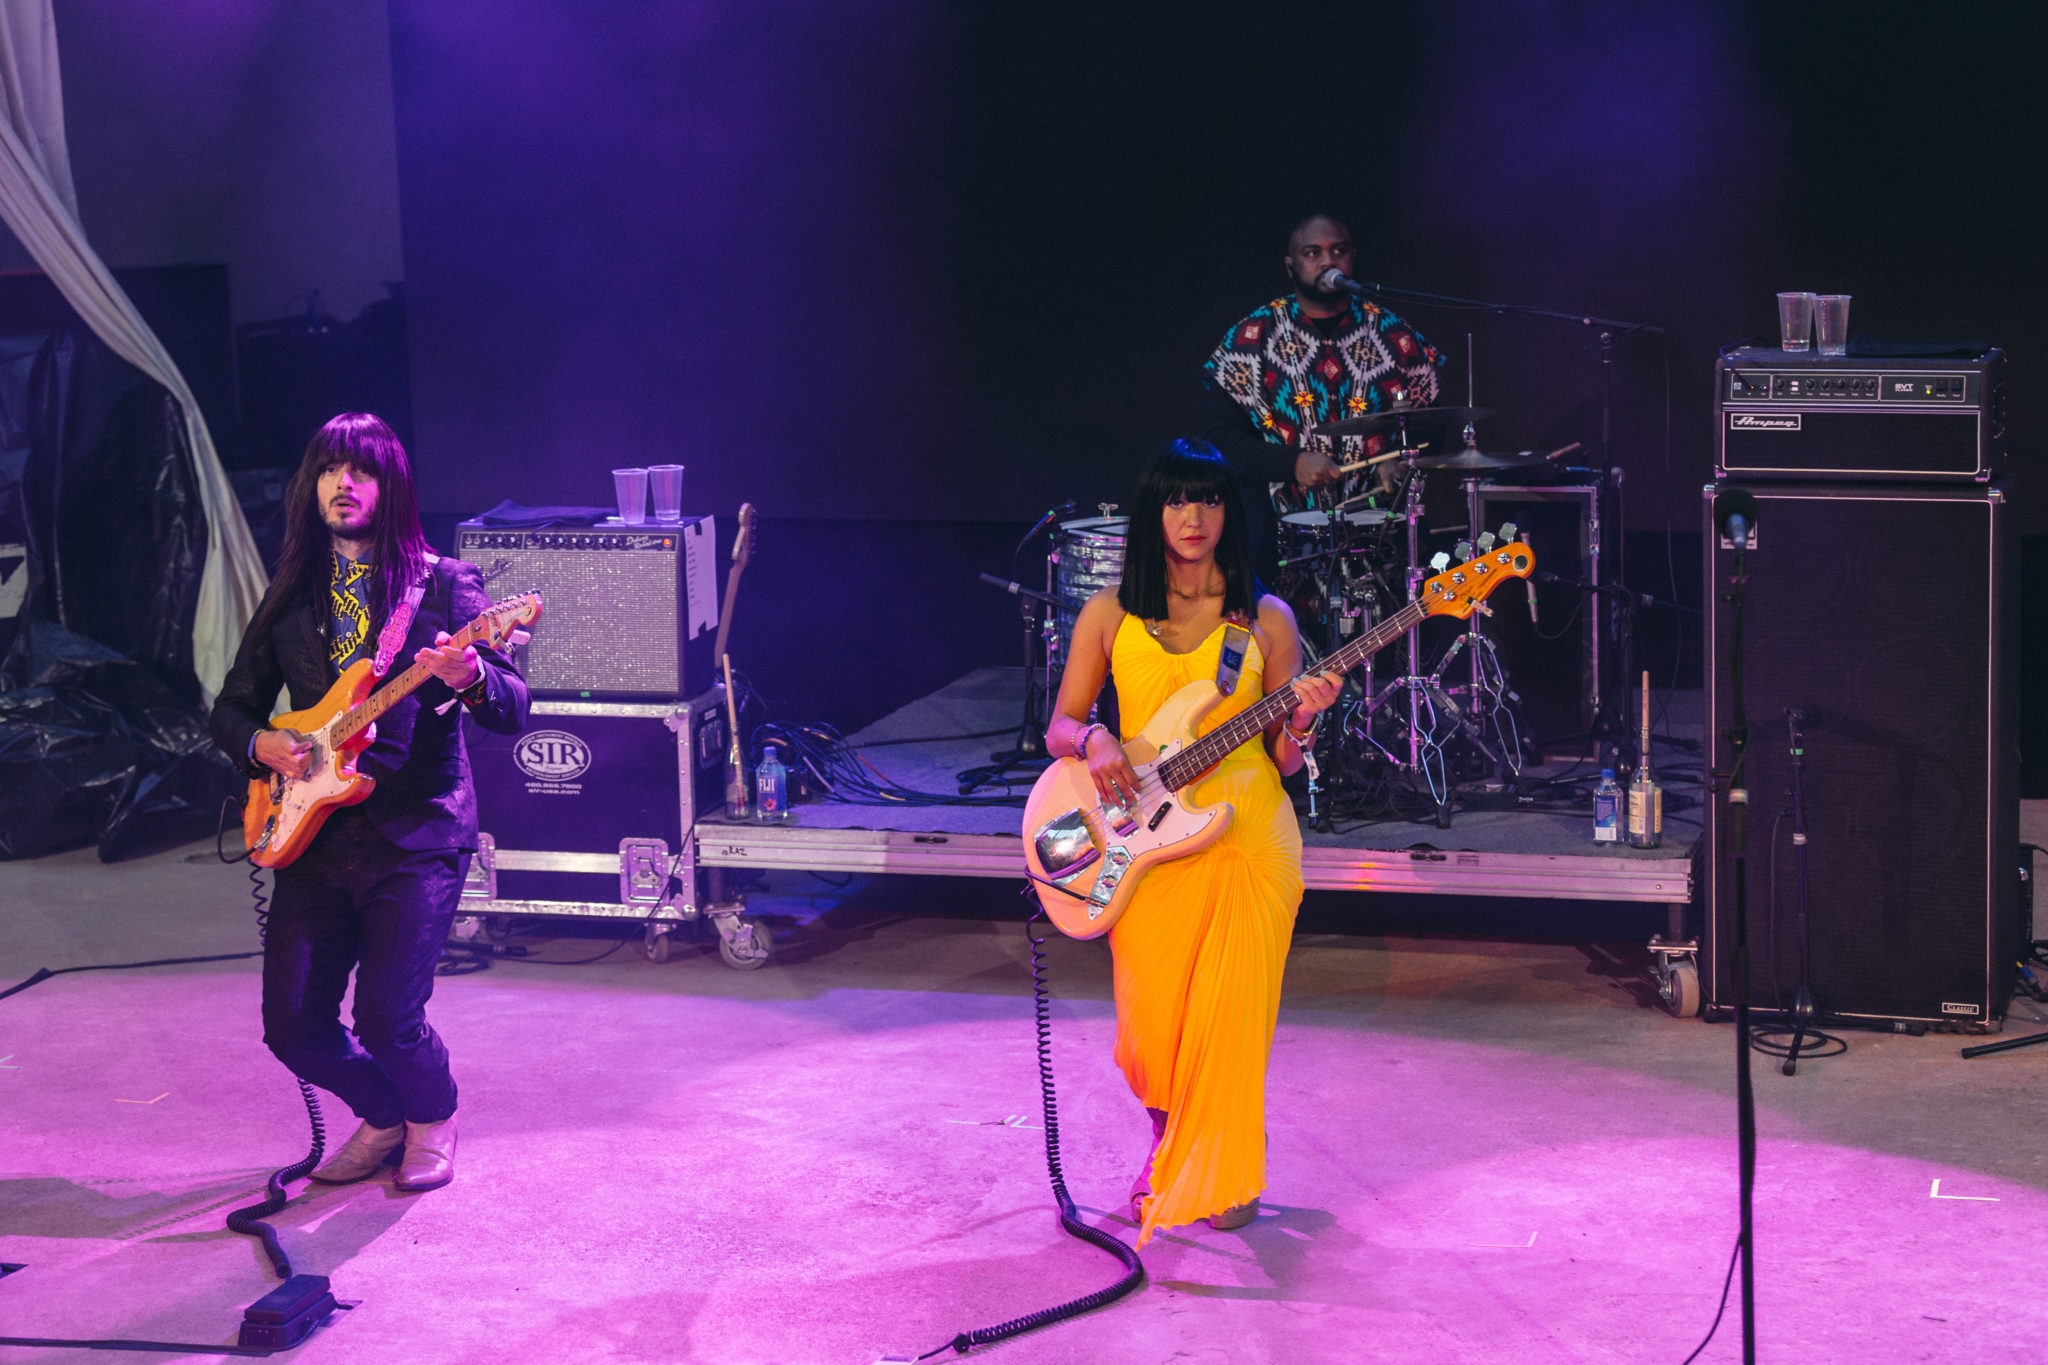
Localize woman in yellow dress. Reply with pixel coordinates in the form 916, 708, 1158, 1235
1045, 439, 1340, 1245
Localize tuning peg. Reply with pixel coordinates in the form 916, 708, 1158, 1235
1498, 521, 1519, 542
1476, 531, 1497, 552
1430, 551, 1450, 572
1454, 540, 1473, 562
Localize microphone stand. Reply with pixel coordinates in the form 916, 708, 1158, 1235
1747, 708, 1845, 1073
1720, 531, 1757, 1365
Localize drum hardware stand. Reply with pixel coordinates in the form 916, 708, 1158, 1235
1335, 278, 1664, 752
1342, 444, 1528, 824
971, 571, 1082, 790
1534, 569, 1701, 762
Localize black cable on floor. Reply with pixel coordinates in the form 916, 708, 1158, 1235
901, 902, 1144, 1358
0, 1335, 280, 1357
0, 860, 334, 1353
0, 952, 262, 1003
1679, 1234, 1743, 1364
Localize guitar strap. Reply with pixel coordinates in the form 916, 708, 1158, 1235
370, 567, 432, 679
1215, 623, 1251, 696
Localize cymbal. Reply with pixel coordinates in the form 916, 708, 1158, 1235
1314, 406, 1495, 440
1413, 446, 1549, 471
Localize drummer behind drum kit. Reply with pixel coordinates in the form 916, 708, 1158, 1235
1042, 404, 1574, 826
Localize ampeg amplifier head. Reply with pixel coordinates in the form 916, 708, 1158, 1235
456, 518, 718, 698
1714, 346, 2005, 483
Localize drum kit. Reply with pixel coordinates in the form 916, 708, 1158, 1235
1040, 404, 1566, 825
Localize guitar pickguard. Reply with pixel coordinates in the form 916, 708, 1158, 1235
266, 727, 357, 854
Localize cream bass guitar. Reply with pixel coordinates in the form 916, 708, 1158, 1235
1023, 532, 1534, 938
243, 593, 544, 868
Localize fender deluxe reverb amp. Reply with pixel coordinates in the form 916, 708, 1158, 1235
1715, 346, 2005, 482
456, 517, 719, 698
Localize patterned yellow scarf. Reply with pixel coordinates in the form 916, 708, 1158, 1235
328, 552, 374, 670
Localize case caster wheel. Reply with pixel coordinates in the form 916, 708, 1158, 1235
715, 915, 773, 970
484, 914, 515, 943
1661, 959, 1701, 1018
643, 926, 675, 964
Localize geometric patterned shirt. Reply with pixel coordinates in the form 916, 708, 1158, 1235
1204, 295, 1443, 515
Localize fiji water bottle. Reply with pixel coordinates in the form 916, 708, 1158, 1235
1592, 768, 1621, 844
754, 745, 789, 823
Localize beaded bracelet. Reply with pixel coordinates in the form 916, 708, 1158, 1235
1073, 722, 1104, 759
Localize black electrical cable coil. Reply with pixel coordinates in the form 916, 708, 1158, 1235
910, 902, 1144, 1358
222, 860, 328, 1281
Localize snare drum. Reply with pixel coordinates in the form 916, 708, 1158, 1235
1281, 507, 1391, 530
1049, 516, 1127, 666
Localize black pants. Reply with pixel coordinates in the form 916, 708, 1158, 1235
262, 807, 468, 1128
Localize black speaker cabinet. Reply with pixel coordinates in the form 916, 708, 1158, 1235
1702, 482, 2019, 1028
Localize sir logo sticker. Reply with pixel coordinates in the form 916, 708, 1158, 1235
516, 729, 592, 792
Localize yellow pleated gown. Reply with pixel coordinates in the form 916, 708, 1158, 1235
1107, 613, 1303, 1246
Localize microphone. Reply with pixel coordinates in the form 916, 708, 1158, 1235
1715, 488, 1759, 551
1317, 267, 1372, 297
1527, 577, 1540, 627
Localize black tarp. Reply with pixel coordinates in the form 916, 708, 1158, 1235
0, 321, 233, 860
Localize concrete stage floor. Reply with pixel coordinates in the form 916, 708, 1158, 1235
5, 828, 2048, 1364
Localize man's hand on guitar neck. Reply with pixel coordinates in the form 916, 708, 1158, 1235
415, 631, 483, 691
255, 728, 312, 779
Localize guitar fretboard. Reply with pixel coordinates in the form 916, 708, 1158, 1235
1154, 596, 1431, 792
330, 614, 501, 745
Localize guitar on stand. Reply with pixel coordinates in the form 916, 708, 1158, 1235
1023, 532, 1533, 939
693, 503, 773, 970
244, 593, 544, 868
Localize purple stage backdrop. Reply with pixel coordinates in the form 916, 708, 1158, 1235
388, 1, 2044, 535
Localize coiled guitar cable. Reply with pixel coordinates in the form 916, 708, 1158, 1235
0, 813, 336, 1355
891, 896, 1144, 1360
222, 858, 329, 1279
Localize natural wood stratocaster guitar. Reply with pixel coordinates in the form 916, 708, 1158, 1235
243, 593, 544, 868
1023, 532, 1534, 938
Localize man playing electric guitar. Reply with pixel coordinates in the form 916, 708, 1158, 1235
210, 413, 529, 1193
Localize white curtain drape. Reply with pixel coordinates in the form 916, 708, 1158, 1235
0, 0, 267, 700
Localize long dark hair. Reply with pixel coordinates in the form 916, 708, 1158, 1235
1117, 438, 1261, 622
250, 413, 432, 640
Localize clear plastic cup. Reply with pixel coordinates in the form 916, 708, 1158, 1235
648, 464, 685, 522
1776, 292, 1814, 352
1814, 294, 1851, 357
611, 467, 648, 525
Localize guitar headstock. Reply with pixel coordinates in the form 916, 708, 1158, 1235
733, 503, 756, 572
478, 592, 544, 648
1417, 524, 1535, 621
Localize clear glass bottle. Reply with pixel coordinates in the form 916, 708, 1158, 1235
1626, 671, 1663, 848
754, 744, 789, 823
723, 734, 750, 820
1627, 766, 1663, 848
1592, 768, 1621, 844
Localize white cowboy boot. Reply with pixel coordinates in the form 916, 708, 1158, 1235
309, 1119, 404, 1184
394, 1115, 457, 1192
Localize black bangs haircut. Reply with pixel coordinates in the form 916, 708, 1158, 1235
250, 413, 433, 642
1117, 438, 1262, 623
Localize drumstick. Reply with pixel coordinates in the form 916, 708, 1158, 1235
1334, 443, 1429, 476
